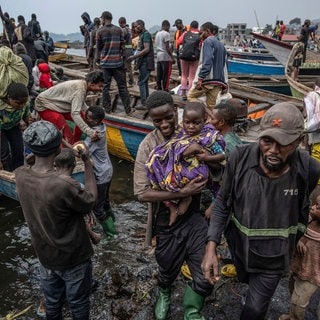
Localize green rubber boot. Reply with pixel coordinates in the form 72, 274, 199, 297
155, 286, 171, 320
100, 216, 117, 240
106, 208, 116, 222
183, 284, 205, 320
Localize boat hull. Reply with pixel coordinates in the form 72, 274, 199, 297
227, 59, 284, 75
0, 169, 84, 201
104, 115, 153, 162
251, 33, 292, 66
228, 51, 276, 62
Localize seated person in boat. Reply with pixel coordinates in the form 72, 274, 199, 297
145, 101, 225, 226
34, 70, 104, 144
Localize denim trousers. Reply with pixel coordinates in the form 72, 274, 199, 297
39, 259, 92, 320
137, 61, 151, 105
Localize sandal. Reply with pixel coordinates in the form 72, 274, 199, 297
221, 264, 237, 277
180, 263, 193, 280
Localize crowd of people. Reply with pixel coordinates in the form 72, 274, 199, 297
1, 7, 320, 320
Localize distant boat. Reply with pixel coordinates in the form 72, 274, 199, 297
251, 33, 320, 66
285, 46, 320, 99
48, 42, 70, 62
228, 75, 291, 95
250, 33, 293, 66
226, 46, 277, 62
227, 58, 285, 75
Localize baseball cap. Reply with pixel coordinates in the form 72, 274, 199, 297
173, 19, 182, 27
259, 102, 304, 145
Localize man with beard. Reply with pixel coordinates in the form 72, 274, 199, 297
201, 102, 320, 319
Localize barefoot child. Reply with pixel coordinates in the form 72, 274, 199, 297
280, 194, 320, 319
146, 101, 225, 226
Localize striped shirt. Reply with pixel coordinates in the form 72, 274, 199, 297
96, 23, 124, 68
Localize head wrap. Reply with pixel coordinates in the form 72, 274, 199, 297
23, 121, 62, 157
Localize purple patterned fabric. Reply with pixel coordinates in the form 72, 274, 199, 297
146, 124, 225, 192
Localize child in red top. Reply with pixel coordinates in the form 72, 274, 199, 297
38, 62, 54, 90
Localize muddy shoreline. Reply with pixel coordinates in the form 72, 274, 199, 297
1, 200, 319, 319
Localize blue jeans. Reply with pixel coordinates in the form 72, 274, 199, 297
138, 60, 150, 105
39, 260, 92, 320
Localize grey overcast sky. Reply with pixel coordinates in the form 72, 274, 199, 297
1, 0, 319, 35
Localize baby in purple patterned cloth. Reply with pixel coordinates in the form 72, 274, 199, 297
146, 102, 226, 226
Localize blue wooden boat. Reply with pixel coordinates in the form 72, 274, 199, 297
0, 165, 84, 201
104, 114, 153, 162
0, 82, 304, 201
103, 82, 303, 159
226, 46, 277, 62
227, 58, 285, 76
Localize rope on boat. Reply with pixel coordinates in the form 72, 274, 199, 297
0, 304, 32, 320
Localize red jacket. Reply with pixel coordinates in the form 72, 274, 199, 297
38, 63, 53, 89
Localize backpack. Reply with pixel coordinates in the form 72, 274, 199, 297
179, 31, 200, 61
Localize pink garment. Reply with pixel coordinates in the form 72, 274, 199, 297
177, 28, 200, 91
180, 59, 198, 90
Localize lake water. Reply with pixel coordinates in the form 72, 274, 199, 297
0, 155, 135, 316
66, 48, 86, 57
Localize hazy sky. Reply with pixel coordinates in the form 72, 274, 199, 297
1, 0, 319, 35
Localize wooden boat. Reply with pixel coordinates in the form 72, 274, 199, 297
0, 67, 304, 201
250, 33, 293, 66
227, 57, 284, 76
285, 46, 320, 99
48, 57, 303, 161
101, 82, 304, 162
48, 42, 70, 62
226, 46, 277, 62
0, 163, 84, 201
251, 32, 320, 68
228, 75, 291, 95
